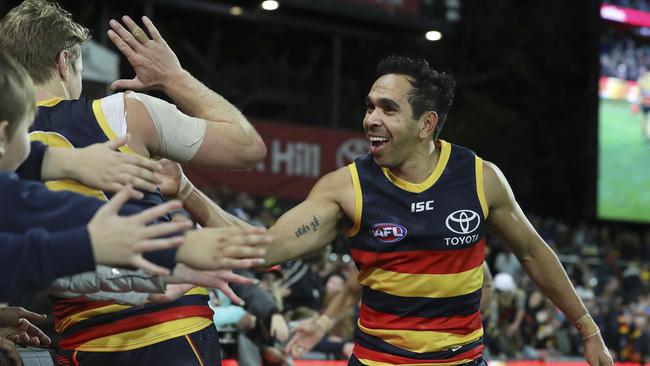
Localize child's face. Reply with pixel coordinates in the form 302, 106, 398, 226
0, 115, 31, 172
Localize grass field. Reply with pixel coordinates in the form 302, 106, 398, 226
598, 98, 650, 223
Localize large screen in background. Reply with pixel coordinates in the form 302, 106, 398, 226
599, 2, 650, 222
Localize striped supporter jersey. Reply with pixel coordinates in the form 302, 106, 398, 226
31, 97, 213, 352
346, 140, 489, 366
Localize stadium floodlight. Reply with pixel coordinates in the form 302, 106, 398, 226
261, 1, 280, 11
425, 30, 442, 41
230, 6, 243, 16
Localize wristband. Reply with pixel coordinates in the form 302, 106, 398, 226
176, 172, 194, 201
583, 329, 601, 340
574, 313, 600, 340
315, 314, 334, 333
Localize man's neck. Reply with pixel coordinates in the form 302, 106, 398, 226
387, 139, 440, 184
35, 80, 70, 103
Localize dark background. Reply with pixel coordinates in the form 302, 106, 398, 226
0, 0, 601, 223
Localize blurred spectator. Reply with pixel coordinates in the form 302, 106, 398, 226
601, 30, 650, 81
494, 251, 523, 278
321, 272, 355, 356
281, 251, 329, 312
488, 273, 526, 358
210, 268, 289, 366
622, 259, 643, 304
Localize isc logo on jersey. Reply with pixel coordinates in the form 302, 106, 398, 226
370, 223, 407, 243
411, 200, 434, 213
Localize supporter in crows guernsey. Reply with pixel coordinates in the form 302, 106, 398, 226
168, 55, 614, 366
0, 1, 269, 365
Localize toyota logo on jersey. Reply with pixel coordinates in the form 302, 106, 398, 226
445, 210, 480, 235
369, 223, 407, 243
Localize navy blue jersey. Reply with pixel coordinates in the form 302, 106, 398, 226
30, 97, 166, 212
347, 140, 489, 365
29, 97, 212, 353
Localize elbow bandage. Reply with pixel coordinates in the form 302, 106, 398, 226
126, 92, 206, 162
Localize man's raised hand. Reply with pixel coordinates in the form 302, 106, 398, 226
107, 15, 183, 91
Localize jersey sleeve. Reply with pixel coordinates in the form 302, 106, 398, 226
98, 93, 128, 139
15, 141, 48, 181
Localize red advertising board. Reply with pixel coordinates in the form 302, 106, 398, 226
222, 360, 641, 366
185, 120, 369, 200
342, 0, 420, 16
601, 4, 650, 27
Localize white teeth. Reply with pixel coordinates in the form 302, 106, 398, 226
369, 136, 389, 142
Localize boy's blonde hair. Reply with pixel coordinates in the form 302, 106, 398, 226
0, 51, 36, 139
0, 0, 91, 84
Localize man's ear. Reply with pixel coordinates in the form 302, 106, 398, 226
56, 50, 70, 81
419, 111, 438, 140
0, 121, 9, 158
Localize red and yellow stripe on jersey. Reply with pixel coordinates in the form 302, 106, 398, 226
52, 287, 213, 351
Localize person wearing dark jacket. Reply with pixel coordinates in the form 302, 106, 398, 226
225, 269, 289, 366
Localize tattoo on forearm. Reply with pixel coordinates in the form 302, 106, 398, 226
295, 215, 321, 238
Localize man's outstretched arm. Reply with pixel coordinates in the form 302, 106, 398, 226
483, 161, 613, 366
159, 160, 354, 266
107, 16, 266, 169
156, 158, 257, 229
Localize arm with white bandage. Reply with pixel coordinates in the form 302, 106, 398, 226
152, 70, 267, 167
123, 91, 266, 169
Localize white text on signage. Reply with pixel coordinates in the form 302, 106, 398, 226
257, 140, 321, 178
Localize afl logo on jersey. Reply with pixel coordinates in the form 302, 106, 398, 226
370, 223, 407, 243
445, 210, 480, 235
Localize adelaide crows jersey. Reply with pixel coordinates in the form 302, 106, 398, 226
347, 140, 488, 366
31, 96, 212, 352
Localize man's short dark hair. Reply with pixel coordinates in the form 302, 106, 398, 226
376, 55, 455, 139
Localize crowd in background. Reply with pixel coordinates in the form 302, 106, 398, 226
600, 30, 650, 81
600, 0, 650, 82
486, 214, 650, 363
196, 185, 650, 364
